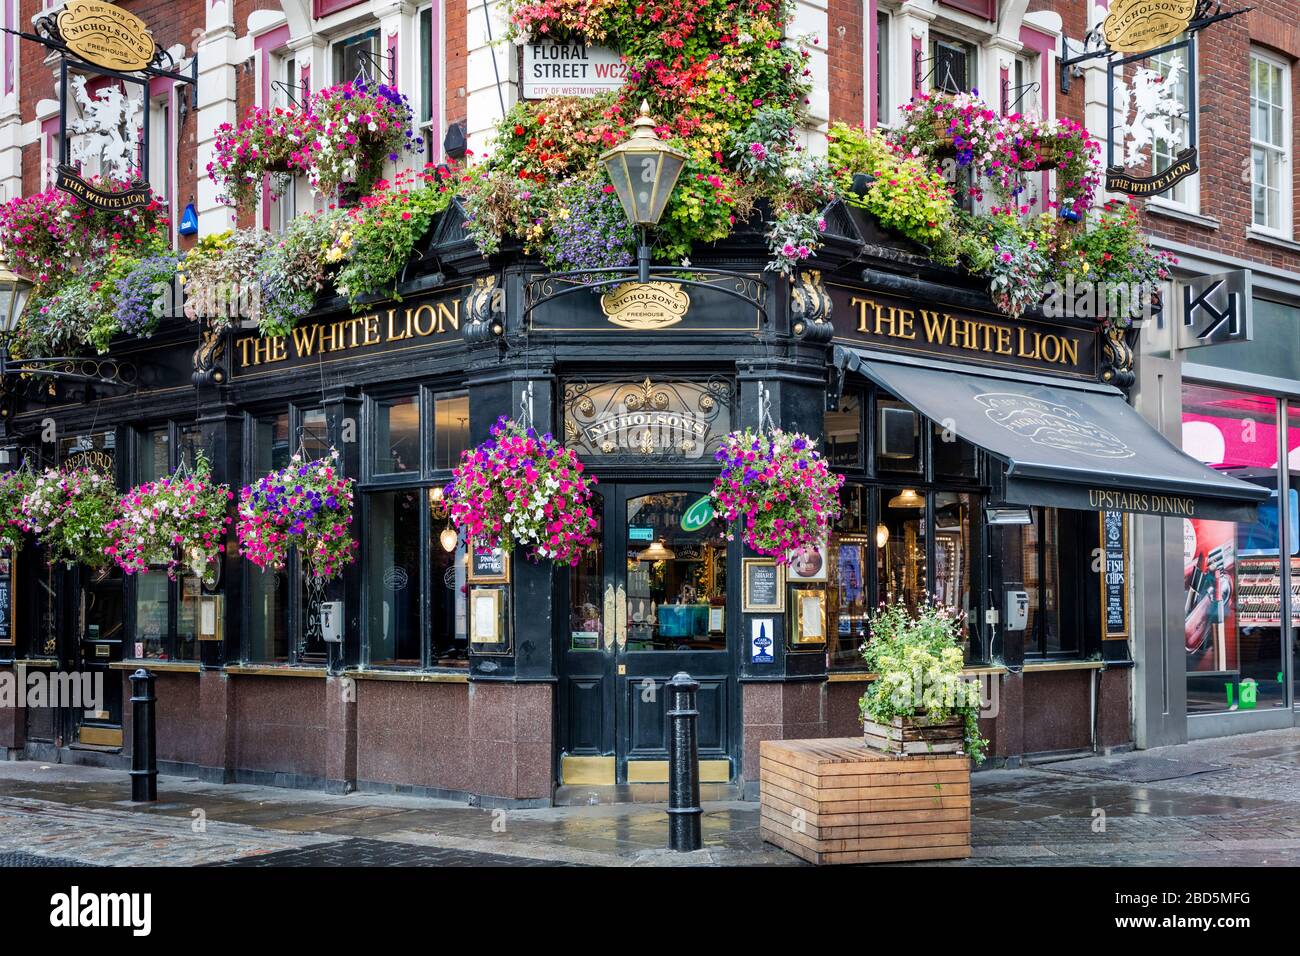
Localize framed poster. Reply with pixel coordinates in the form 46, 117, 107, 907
468, 538, 510, 583
790, 589, 827, 646
0, 550, 12, 647
469, 588, 505, 644
785, 535, 829, 582
1099, 511, 1130, 640
742, 559, 784, 612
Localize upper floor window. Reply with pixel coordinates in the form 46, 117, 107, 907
1251, 50, 1292, 236
874, 9, 892, 126
929, 34, 976, 94
333, 29, 380, 86
1148, 47, 1197, 210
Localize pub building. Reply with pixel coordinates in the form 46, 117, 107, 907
0, 201, 1267, 805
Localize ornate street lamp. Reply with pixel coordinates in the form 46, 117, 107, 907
600, 101, 687, 284
0, 255, 32, 343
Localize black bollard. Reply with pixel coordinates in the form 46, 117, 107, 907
666, 671, 702, 852
129, 668, 157, 802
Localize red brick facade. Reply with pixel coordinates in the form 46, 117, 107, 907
828, 0, 864, 125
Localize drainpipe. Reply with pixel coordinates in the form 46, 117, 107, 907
1090, 667, 1100, 754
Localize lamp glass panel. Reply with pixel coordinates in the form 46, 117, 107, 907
604, 153, 636, 225
0, 287, 15, 334
648, 153, 684, 224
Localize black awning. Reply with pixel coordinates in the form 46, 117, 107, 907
836, 348, 1269, 523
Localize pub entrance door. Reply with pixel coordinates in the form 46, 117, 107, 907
559, 484, 737, 787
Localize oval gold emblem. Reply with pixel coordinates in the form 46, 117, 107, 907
600, 281, 691, 330
57, 0, 155, 72
1102, 0, 1196, 54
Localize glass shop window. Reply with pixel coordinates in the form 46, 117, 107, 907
877, 486, 927, 615
301, 407, 330, 459
876, 398, 921, 473
829, 485, 871, 668
824, 392, 863, 470
137, 427, 169, 483
1181, 385, 1287, 713
132, 571, 168, 660
247, 411, 291, 663
433, 392, 470, 470
430, 495, 468, 666
931, 419, 978, 480
569, 492, 606, 652
365, 489, 423, 666
933, 492, 982, 661
373, 394, 421, 476
992, 507, 1075, 660
625, 492, 728, 651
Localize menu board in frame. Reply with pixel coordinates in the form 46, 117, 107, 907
468, 538, 510, 583
0, 549, 11, 647
742, 558, 784, 613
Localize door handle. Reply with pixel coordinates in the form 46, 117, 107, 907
603, 584, 616, 650
615, 584, 628, 650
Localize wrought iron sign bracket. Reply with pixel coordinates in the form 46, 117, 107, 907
1059, 3, 1251, 93
0, 353, 137, 390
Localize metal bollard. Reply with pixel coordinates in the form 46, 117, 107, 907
129, 668, 157, 802
666, 671, 702, 852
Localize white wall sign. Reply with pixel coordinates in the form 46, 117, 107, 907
522, 43, 626, 99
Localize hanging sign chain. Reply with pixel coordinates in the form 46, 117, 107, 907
520, 381, 535, 430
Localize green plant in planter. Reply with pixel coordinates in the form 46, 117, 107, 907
859, 598, 987, 763
827, 123, 955, 250
16, 467, 119, 568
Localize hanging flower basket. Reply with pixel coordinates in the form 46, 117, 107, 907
303, 81, 423, 198
208, 105, 316, 209
0, 466, 32, 553
444, 416, 599, 567
106, 452, 234, 586
237, 449, 357, 581
16, 467, 119, 568
710, 428, 844, 562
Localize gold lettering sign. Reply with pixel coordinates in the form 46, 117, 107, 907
1087, 488, 1196, 517
600, 281, 690, 330
56, 164, 151, 212
845, 293, 1083, 370
57, 0, 156, 72
234, 295, 462, 374
1102, 0, 1196, 54
1106, 147, 1199, 197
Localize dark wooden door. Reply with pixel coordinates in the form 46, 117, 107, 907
560, 483, 736, 785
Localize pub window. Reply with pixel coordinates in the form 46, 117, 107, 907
876, 397, 921, 474
433, 391, 470, 471
824, 391, 863, 470
126, 422, 204, 662
245, 410, 291, 663
930, 419, 978, 480
995, 507, 1085, 659
365, 489, 424, 665
829, 484, 872, 668
372, 393, 421, 476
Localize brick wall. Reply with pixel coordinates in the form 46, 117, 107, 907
1036, 0, 1300, 273
446, 0, 467, 131
828, 0, 864, 125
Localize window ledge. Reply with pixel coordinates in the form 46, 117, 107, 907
1145, 202, 1220, 231
348, 668, 469, 684
1022, 659, 1104, 673
0, 658, 57, 668
109, 660, 201, 673
224, 664, 329, 679
1246, 228, 1300, 253
827, 664, 1007, 683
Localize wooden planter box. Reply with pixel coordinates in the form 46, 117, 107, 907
863, 714, 964, 755
760, 738, 970, 865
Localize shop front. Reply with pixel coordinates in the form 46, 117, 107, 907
0, 205, 1271, 803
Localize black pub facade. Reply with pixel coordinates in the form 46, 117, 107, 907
0, 203, 1266, 804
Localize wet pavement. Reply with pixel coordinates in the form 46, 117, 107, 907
0, 727, 1298, 866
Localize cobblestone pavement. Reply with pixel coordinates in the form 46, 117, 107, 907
0, 728, 1297, 866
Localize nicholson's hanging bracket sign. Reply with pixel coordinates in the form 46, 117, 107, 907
1058, 1, 1251, 199
1, 2, 198, 212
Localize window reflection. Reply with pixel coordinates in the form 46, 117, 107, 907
1181, 385, 1286, 712
569, 492, 605, 651
934, 492, 979, 660
625, 492, 726, 651
133, 570, 168, 659
366, 489, 422, 665
434, 393, 470, 470
877, 487, 926, 614
374, 395, 420, 476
